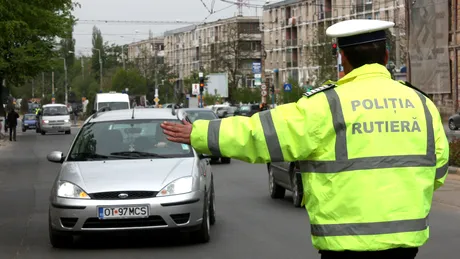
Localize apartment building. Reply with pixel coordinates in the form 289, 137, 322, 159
262, 0, 406, 86
127, 36, 165, 63
164, 16, 262, 85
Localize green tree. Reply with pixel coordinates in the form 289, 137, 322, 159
112, 68, 146, 95
91, 26, 105, 82
0, 0, 76, 116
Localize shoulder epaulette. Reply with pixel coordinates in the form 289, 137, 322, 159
398, 80, 430, 99
303, 84, 337, 98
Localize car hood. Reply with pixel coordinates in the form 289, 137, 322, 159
59, 158, 196, 193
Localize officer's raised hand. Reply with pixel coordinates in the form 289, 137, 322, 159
161, 119, 192, 144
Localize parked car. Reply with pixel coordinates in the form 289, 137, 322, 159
46, 108, 216, 248
267, 162, 303, 208
177, 108, 231, 164
21, 113, 37, 132
215, 106, 238, 118
448, 112, 460, 130
234, 104, 260, 117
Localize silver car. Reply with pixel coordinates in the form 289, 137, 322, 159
47, 108, 216, 248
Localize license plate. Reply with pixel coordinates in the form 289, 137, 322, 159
29, 126, 35, 128
52, 126, 61, 129
98, 205, 149, 219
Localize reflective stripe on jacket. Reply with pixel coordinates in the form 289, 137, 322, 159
190, 63, 449, 251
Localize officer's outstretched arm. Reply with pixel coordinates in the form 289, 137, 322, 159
432, 108, 449, 191
190, 100, 319, 164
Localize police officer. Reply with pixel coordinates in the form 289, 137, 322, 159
160, 19, 449, 259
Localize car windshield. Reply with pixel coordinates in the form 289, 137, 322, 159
239, 106, 251, 111
185, 111, 218, 122
67, 119, 194, 161
98, 102, 129, 110
43, 106, 68, 116
24, 115, 36, 120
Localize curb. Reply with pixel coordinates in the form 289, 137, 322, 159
448, 166, 460, 175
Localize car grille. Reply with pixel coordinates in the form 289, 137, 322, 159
89, 191, 158, 200
82, 216, 166, 229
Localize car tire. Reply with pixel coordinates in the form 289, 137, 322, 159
48, 219, 73, 248
190, 191, 211, 243
36, 128, 40, 133
449, 119, 458, 130
291, 172, 303, 208
65, 130, 71, 135
41, 130, 46, 135
209, 177, 216, 226
268, 165, 285, 199
220, 157, 231, 164
210, 157, 219, 164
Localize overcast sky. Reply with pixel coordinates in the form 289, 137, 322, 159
72, 0, 277, 55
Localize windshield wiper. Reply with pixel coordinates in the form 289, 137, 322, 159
70, 153, 132, 161
110, 151, 168, 158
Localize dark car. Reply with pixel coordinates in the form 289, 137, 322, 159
267, 162, 303, 208
234, 104, 260, 117
448, 112, 460, 130
178, 108, 231, 164
22, 114, 37, 132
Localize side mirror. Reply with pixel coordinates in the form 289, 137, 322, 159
47, 151, 65, 163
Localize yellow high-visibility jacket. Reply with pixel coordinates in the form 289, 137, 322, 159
190, 64, 449, 252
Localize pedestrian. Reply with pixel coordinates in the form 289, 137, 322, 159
7, 108, 19, 141
160, 19, 450, 259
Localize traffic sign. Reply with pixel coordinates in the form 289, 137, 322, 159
261, 85, 267, 90
261, 90, 268, 97
199, 72, 204, 78
154, 97, 159, 103
252, 62, 261, 74
283, 83, 292, 92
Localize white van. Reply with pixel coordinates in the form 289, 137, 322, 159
38, 103, 71, 135
93, 92, 130, 113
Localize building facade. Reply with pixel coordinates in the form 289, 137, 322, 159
262, 0, 406, 86
127, 37, 165, 63
164, 16, 262, 86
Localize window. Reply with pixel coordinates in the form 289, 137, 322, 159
67, 119, 194, 161
24, 114, 36, 120
43, 106, 68, 116
185, 111, 219, 122
98, 102, 129, 110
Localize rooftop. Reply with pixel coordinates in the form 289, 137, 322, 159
164, 16, 261, 36
263, 0, 301, 10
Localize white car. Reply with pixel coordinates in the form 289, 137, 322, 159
47, 108, 216, 247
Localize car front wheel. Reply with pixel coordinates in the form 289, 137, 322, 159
190, 191, 211, 243
49, 217, 73, 248
291, 173, 303, 208
268, 165, 285, 199
220, 157, 231, 164
449, 119, 458, 130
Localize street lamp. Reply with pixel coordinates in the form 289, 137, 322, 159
92, 48, 103, 90
59, 57, 68, 106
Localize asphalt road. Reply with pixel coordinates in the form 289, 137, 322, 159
0, 129, 459, 259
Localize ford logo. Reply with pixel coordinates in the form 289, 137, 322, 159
118, 193, 129, 199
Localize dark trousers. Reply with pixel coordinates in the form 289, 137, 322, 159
9, 125, 16, 141
320, 247, 418, 259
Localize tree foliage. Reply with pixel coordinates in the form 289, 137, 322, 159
111, 68, 147, 95
0, 0, 76, 115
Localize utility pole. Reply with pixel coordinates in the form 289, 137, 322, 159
32, 79, 35, 98
41, 72, 45, 98
63, 58, 68, 106
51, 71, 55, 104
122, 45, 126, 70
260, 11, 266, 104
394, 0, 400, 69
154, 44, 159, 106
81, 57, 85, 79
93, 48, 103, 90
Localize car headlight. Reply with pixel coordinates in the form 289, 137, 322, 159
64, 119, 69, 123
42, 120, 49, 124
57, 181, 90, 199
157, 176, 193, 197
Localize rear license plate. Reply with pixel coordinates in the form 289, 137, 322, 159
29, 126, 35, 128
52, 126, 61, 129
98, 206, 149, 219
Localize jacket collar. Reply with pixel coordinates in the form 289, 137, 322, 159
337, 63, 391, 85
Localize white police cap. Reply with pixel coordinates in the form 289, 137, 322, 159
326, 19, 395, 48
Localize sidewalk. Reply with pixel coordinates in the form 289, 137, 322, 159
434, 173, 460, 208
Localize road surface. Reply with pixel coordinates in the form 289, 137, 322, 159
0, 129, 459, 259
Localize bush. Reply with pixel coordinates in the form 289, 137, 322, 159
449, 137, 460, 167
